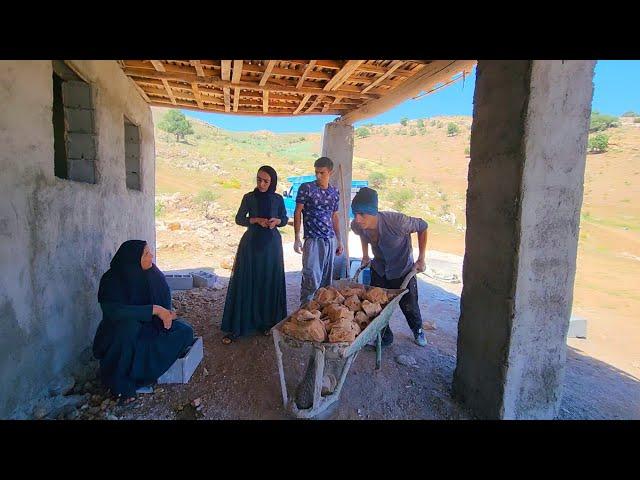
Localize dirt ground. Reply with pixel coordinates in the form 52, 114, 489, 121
110, 241, 639, 420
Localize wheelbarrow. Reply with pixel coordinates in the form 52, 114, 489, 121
271, 266, 418, 419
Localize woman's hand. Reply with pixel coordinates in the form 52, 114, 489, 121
267, 218, 281, 229
153, 305, 178, 329
250, 217, 270, 228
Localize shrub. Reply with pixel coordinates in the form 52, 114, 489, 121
447, 123, 460, 136
195, 189, 220, 203
368, 172, 387, 188
388, 188, 414, 212
588, 133, 609, 153
590, 111, 619, 132
154, 199, 165, 217
356, 127, 371, 138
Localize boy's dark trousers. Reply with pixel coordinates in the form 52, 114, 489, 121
370, 268, 423, 346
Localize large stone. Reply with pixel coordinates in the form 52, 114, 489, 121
396, 355, 417, 367
48, 375, 75, 397
32, 394, 88, 420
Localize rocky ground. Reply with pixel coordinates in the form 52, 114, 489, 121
23, 249, 639, 420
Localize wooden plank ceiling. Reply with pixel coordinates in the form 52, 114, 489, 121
119, 60, 476, 121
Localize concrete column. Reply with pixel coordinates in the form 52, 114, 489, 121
321, 121, 354, 277
452, 60, 596, 419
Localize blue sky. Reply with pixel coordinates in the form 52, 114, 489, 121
181, 61, 640, 133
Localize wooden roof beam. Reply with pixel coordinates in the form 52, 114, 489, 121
259, 60, 276, 86
361, 60, 405, 94
232, 60, 243, 112
191, 83, 204, 109
305, 95, 324, 113
191, 60, 205, 77
221, 60, 231, 112
122, 67, 378, 100
339, 60, 477, 124
293, 94, 312, 115
296, 60, 317, 89
149, 99, 336, 116
324, 60, 365, 91
149, 60, 177, 106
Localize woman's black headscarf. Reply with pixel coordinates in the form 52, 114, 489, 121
252, 166, 278, 251
97, 240, 171, 309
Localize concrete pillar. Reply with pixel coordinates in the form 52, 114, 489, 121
321, 121, 354, 277
452, 60, 596, 419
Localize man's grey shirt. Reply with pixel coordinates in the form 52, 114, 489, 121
351, 211, 428, 280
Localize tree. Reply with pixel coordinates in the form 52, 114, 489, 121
416, 119, 425, 128
588, 133, 609, 153
621, 111, 638, 117
400, 117, 409, 126
368, 172, 387, 188
158, 110, 194, 142
356, 127, 371, 138
464, 146, 470, 157
447, 123, 460, 136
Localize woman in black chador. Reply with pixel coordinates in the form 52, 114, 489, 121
221, 165, 288, 344
93, 240, 195, 404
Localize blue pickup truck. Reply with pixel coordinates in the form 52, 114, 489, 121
282, 175, 369, 220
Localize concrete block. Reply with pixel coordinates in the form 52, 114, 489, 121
125, 141, 141, 157
67, 132, 97, 159
126, 172, 140, 191
68, 159, 95, 184
165, 274, 193, 290
62, 81, 93, 109
192, 270, 219, 288
124, 124, 140, 143
157, 337, 203, 384
64, 108, 93, 133
567, 316, 587, 339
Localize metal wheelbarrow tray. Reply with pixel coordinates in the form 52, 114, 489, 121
272, 268, 417, 419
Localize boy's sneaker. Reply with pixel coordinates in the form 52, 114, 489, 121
414, 329, 427, 347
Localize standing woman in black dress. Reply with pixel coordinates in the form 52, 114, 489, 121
221, 165, 288, 344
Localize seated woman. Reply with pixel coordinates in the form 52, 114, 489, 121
221, 165, 288, 344
93, 240, 195, 404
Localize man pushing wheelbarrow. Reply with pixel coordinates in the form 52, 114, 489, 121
350, 186, 429, 348
272, 187, 431, 418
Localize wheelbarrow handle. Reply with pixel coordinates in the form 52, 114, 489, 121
400, 268, 419, 290
350, 260, 371, 282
